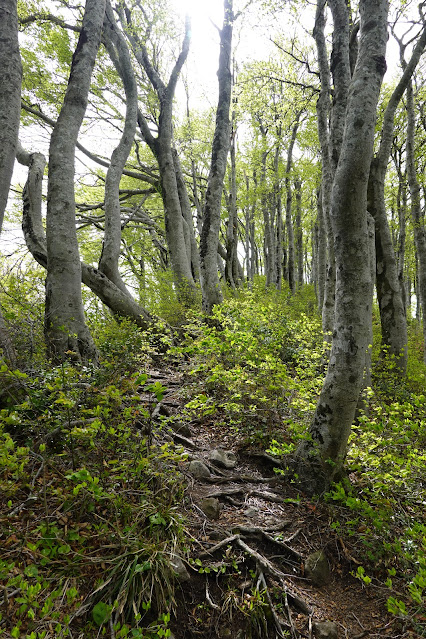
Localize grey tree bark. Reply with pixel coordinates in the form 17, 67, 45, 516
200, 0, 233, 314
98, 0, 137, 297
284, 115, 300, 294
406, 78, 426, 363
366, 22, 426, 373
313, 1, 335, 335
0, 0, 22, 367
122, 10, 197, 302
295, 178, 303, 288
17, 143, 154, 331
225, 111, 239, 289
294, 0, 389, 493
44, 0, 105, 363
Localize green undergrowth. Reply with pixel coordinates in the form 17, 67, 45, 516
325, 379, 426, 635
1, 283, 426, 636
172, 282, 323, 449
171, 284, 426, 634
0, 321, 187, 638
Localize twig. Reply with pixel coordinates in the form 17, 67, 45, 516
237, 539, 311, 614
257, 572, 291, 639
205, 582, 220, 610
262, 530, 303, 561
284, 592, 298, 638
197, 534, 240, 558
206, 488, 245, 499
248, 489, 285, 504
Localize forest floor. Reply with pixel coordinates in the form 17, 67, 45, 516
138, 360, 422, 639
1, 304, 425, 639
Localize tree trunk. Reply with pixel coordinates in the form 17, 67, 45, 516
124, 12, 197, 303
18, 143, 154, 331
294, 0, 389, 494
368, 24, 426, 372
200, 0, 233, 314
44, 0, 105, 363
98, 0, 137, 297
295, 178, 303, 287
406, 79, 426, 363
172, 149, 200, 282
225, 112, 238, 289
0, 0, 22, 367
316, 186, 327, 311
273, 144, 283, 291
284, 117, 299, 294
313, 1, 335, 336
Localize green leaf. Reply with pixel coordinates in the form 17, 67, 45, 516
24, 565, 39, 578
92, 601, 113, 626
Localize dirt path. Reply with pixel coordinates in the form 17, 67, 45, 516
147, 365, 419, 639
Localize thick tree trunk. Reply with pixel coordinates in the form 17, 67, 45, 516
200, 0, 233, 314
0, 0, 22, 367
0, 0, 21, 230
294, 0, 389, 493
406, 79, 426, 363
44, 0, 105, 364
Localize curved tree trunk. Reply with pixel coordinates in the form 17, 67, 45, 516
44, 0, 105, 363
295, 0, 389, 494
367, 24, 426, 373
98, 0, 137, 297
200, 0, 233, 314
0, 0, 22, 367
123, 12, 197, 303
17, 143, 154, 331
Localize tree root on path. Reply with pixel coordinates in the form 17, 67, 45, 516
195, 531, 311, 627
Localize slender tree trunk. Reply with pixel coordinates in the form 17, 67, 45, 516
295, 178, 303, 288
316, 186, 327, 311
225, 113, 238, 288
313, 1, 336, 336
284, 116, 299, 294
0, 0, 22, 367
406, 79, 426, 363
394, 161, 407, 313
368, 26, 426, 372
125, 13, 196, 302
98, 0, 137, 297
200, 0, 233, 314
172, 149, 200, 282
45, 0, 105, 363
294, 0, 389, 493
273, 144, 283, 290
260, 148, 274, 287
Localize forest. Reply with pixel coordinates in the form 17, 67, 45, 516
0, 0, 425, 637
